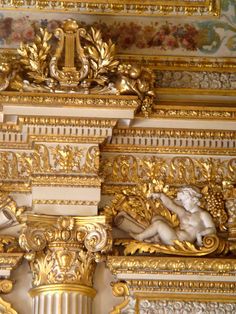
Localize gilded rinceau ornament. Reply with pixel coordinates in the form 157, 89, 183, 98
0, 19, 155, 116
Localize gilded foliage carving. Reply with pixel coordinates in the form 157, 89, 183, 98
115, 235, 228, 257
101, 155, 236, 185
0, 144, 99, 180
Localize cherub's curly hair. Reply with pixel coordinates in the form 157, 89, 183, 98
177, 187, 202, 206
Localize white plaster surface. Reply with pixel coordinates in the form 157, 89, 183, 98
2, 260, 121, 314
3, 260, 32, 314
93, 262, 121, 314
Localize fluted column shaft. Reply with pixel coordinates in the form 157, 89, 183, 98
30, 285, 95, 314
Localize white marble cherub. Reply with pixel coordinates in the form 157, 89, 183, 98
130, 187, 216, 246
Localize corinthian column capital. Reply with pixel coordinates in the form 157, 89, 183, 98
19, 214, 111, 287
19, 214, 111, 314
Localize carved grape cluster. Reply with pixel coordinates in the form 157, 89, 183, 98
202, 187, 228, 231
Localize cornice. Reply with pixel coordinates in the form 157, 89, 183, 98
120, 55, 236, 73
0, 92, 139, 109
112, 127, 236, 140
2, 50, 236, 73
102, 145, 236, 156
151, 104, 236, 120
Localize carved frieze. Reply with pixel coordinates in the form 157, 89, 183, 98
101, 155, 236, 185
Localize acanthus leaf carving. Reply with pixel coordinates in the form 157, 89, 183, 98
19, 214, 111, 287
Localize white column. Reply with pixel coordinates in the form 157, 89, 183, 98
30, 284, 96, 314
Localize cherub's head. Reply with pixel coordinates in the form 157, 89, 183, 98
176, 187, 202, 213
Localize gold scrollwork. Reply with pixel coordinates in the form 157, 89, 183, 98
110, 282, 130, 314
115, 234, 228, 257
0, 280, 13, 294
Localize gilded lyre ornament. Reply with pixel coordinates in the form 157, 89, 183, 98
0, 19, 155, 116
105, 181, 228, 256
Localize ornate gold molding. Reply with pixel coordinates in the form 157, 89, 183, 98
102, 145, 236, 156
0, 254, 23, 269
18, 117, 117, 128
0, 0, 220, 16
112, 128, 236, 140
0, 116, 118, 148
102, 127, 236, 155
0, 93, 139, 109
0, 235, 24, 286
0, 176, 102, 193
32, 200, 99, 206
29, 284, 96, 298
121, 55, 236, 73
126, 279, 236, 295
107, 256, 236, 275
21, 213, 111, 226
2, 51, 236, 73
135, 293, 236, 303
1, 48, 234, 71
31, 175, 102, 187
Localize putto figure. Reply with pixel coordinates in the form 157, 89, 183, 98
130, 187, 216, 246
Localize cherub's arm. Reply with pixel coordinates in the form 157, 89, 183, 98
151, 193, 185, 217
